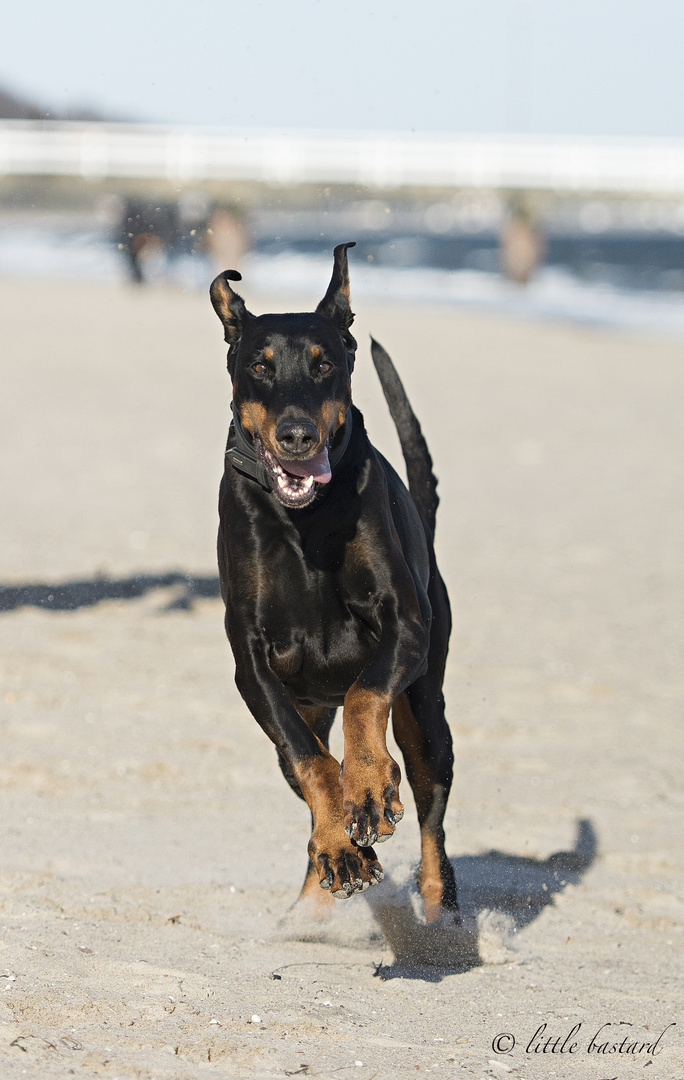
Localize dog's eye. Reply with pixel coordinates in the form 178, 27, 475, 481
318, 361, 333, 374
251, 362, 268, 376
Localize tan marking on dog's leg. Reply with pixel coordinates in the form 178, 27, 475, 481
293, 750, 384, 898
341, 683, 403, 848
392, 691, 455, 923
281, 699, 350, 904
417, 787, 450, 923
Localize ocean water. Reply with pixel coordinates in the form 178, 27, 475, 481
2, 219, 684, 338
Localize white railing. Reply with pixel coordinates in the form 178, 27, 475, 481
2, 120, 684, 193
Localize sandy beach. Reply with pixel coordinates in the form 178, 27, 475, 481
0, 276, 682, 1078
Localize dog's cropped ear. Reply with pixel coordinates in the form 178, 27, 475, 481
316, 242, 357, 351
210, 270, 253, 345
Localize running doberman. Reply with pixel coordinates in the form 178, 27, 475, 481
210, 243, 458, 922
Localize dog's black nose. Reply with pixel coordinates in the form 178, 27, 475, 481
275, 420, 318, 455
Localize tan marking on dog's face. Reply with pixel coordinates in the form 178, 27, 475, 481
263, 346, 274, 360
320, 398, 350, 441
311, 344, 322, 359
237, 401, 278, 450
237, 400, 267, 434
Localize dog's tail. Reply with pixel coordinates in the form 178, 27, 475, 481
370, 337, 439, 538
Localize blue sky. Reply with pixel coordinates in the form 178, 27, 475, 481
2, 0, 684, 136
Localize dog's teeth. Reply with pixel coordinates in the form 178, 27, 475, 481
273, 469, 316, 505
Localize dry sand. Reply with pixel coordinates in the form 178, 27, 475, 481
0, 277, 682, 1079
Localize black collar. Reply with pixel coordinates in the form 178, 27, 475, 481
225, 403, 353, 492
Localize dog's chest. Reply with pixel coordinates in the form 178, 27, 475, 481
258, 540, 379, 704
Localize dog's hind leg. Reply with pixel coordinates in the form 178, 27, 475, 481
392, 688, 459, 923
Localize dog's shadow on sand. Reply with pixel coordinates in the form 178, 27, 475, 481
373, 818, 596, 979
280, 819, 597, 982
0, 573, 220, 613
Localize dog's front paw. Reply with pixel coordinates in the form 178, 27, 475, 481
308, 831, 384, 898
341, 756, 404, 847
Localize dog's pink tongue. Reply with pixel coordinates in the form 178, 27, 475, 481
280, 448, 332, 484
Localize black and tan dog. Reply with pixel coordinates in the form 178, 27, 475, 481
210, 243, 458, 923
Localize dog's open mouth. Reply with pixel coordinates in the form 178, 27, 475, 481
259, 443, 332, 508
